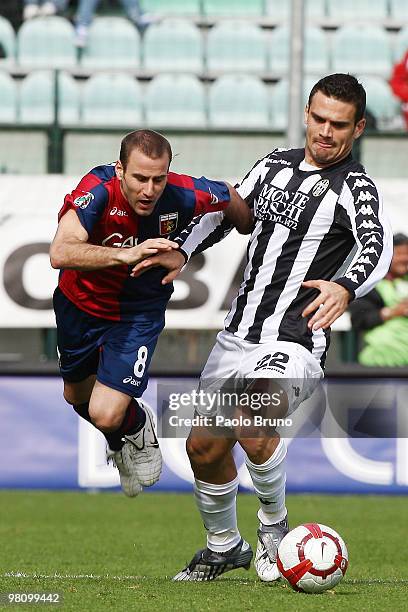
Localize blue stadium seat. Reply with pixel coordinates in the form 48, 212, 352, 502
143, 19, 203, 73
359, 75, 400, 128
0, 71, 17, 123
19, 70, 80, 125
209, 74, 269, 128
142, 0, 201, 16
81, 73, 143, 126
269, 26, 329, 75
331, 26, 392, 77
0, 17, 16, 67
327, 0, 388, 21
206, 22, 267, 73
203, 0, 264, 17
80, 17, 141, 70
145, 74, 206, 127
17, 17, 76, 69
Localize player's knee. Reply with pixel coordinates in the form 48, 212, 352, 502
240, 438, 269, 464
186, 437, 227, 469
89, 407, 123, 432
63, 388, 75, 405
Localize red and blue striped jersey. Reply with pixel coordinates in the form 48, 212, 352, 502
57, 164, 230, 321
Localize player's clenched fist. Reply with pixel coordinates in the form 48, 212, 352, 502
120, 238, 179, 266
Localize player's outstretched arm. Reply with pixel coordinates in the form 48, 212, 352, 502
224, 184, 253, 234
301, 280, 352, 331
50, 209, 178, 271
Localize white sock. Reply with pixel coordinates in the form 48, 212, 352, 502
245, 439, 287, 526
194, 477, 241, 552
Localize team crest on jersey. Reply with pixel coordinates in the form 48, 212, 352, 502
74, 192, 94, 209
312, 179, 330, 197
159, 212, 178, 235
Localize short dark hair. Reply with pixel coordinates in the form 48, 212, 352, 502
119, 129, 172, 170
393, 233, 408, 247
308, 74, 366, 123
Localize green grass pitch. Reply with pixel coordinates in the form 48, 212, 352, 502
0, 491, 406, 611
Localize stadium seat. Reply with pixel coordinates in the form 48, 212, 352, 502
390, 0, 408, 22
145, 74, 206, 127
266, 0, 326, 22
203, 0, 264, 18
81, 73, 143, 126
209, 74, 269, 128
305, 0, 327, 21
80, 17, 141, 70
303, 27, 329, 74
269, 26, 329, 75
19, 70, 80, 125
142, 0, 200, 16
143, 20, 203, 73
331, 26, 392, 77
17, 16, 76, 69
0, 71, 17, 123
394, 26, 408, 61
327, 0, 388, 21
358, 75, 400, 128
206, 22, 267, 73
0, 16, 16, 67
270, 77, 316, 130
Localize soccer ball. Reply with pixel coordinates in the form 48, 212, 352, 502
277, 523, 348, 593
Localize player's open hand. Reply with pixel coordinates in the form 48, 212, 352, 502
301, 280, 351, 331
131, 249, 186, 284
122, 238, 179, 266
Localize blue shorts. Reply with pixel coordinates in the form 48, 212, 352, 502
53, 287, 164, 397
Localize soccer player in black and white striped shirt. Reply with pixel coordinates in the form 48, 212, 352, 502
132, 74, 393, 582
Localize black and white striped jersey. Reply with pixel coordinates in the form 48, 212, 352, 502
175, 148, 393, 367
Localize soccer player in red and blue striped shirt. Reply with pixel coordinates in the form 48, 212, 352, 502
50, 129, 252, 497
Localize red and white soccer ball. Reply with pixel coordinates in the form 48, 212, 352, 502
277, 523, 348, 594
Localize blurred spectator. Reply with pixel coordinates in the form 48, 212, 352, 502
75, 0, 157, 47
349, 233, 408, 366
389, 51, 408, 130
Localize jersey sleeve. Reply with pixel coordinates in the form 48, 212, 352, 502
236, 152, 276, 206
173, 160, 266, 260
167, 172, 230, 216
175, 212, 233, 261
333, 172, 393, 300
58, 171, 109, 235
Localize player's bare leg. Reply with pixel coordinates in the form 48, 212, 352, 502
173, 427, 253, 581
64, 378, 161, 495
90, 381, 162, 492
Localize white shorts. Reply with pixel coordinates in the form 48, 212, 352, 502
199, 330, 324, 418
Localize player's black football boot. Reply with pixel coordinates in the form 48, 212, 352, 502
173, 539, 253, 581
